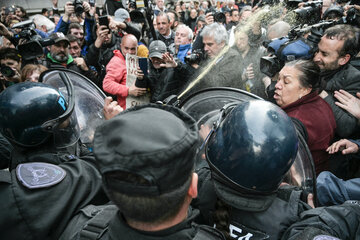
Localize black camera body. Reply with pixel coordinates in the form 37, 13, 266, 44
73, 0, 84, 14
0, 65, 15, 78
205, 8, 226, 24
12, 19, 39, 41
294, 1, 322, 24
184, 49, 205, 65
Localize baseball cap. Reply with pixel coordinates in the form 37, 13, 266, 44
114, 8, 130, 22
149, 40, 167, 59
49, 32, 70, 45
93, 104, 200, 196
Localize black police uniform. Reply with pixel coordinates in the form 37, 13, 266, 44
194, 167, 312, 240
0, 153, 105, 240
62, 206, 224, 240
61, 104, 225, 240
281, 201, 360, 240
192, 101, 309, 239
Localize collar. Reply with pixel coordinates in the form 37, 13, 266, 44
108, 208, 199, 239
281, 91, 320, 112
179, 43, 192, 51
47, 52, 74, 65
320, 65, 347, 80
113, 49, 126, 60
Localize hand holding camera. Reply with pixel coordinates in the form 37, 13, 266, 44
95, 24, 110, 48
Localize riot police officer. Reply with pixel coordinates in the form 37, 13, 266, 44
60, 104, 225, 240
194, 100, 360, 239
0, 79, 107, 239
193, 100, 313, 239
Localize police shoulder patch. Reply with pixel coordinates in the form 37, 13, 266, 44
16, 162, 66, 189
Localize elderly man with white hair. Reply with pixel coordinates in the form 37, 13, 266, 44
169, 24, 193, 63
186, 23, 243, 95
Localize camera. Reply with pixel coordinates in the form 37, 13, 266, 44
12, 19, 39, 40
130, 7, 148, 23
0, 65, 15, 78
293, 1, 322, 24
73, 0, 84, 14
10, 20, 56, 60
205, 8, 226, 24
260, 34, 318, 77
184, 49, 205, 65
129, 0, 137, 9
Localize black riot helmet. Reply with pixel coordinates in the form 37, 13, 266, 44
0, 72, 79, 148
206, 100, 299, 195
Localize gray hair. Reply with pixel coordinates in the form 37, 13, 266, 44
240, 6, 252, 16
201, 23, 228, 45
176, 24, 194, 40
157, 11, 170, 23
30, 14, 55, 32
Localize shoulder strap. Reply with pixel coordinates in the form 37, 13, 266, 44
193, 225, 225, 240
79, 205, 118, 240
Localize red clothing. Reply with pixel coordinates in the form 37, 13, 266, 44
282, 91, 336, 175
103, 50, 128, 109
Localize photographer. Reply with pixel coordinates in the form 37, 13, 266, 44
151, 12, 175, 49
54, 1, 95, 56
169, 24, 193, 63
0, 48, 21, 86
136, 40, 192, 102
85, 14, 140, 90
186, 23, 243, 96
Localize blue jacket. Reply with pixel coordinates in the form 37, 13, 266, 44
177, 43, 192, 64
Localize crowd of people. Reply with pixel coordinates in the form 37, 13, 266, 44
1, 0, 360, 239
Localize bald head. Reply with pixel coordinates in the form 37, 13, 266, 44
267, 21, 290, 40
121, 34, 138, 56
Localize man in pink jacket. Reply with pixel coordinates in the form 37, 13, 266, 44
103, 34, 147, 109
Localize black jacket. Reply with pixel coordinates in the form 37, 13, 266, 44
63, 206, 224, 240
44, 55, 100, 87
152, 31, 175, 49
145, 61, 193, 102
281, 201, 360, 240
193, 166, 311, 240
321, 64, 360, 138
0, 152, 105, 240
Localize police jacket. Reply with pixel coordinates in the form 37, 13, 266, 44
321, 64, 360, 138
193, 167, 312, 240
0, 153, 105, 240
61, 205, 225, 240
281, 201, 360, 240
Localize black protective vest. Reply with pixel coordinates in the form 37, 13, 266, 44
228, 189, 309, 240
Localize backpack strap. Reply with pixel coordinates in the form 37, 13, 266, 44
0, 170, 11, 183
79, 205, 118, 240
193, 225, 225, 240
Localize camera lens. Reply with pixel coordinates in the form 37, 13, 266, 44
0, 65, 15, 78
73, 0, 84, 14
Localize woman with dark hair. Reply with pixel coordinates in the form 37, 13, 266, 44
274, 59, 336, 174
